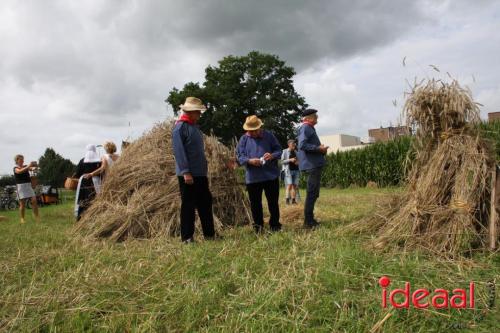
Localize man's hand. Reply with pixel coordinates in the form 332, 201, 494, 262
319, 145, 329, 154
290, 157, 297, 164
83, 173, 92, 179
248, 158, 262, 167
263, 152, 273, 161
183, 173, 194, 185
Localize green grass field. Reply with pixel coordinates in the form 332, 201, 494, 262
0, 188, 498, 332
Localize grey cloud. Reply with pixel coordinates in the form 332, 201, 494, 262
1, 0, 432, 126
115, 0, 431, 68
1, 0, 499, 173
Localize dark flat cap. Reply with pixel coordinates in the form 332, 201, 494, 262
302, 109, 318, 117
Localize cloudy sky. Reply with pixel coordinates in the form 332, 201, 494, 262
1, 0, 499, 174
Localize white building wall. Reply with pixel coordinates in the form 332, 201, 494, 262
319, 134, 362, 153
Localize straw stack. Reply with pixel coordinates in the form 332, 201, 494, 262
75, 121, 251, 241
349, 79, 495, 255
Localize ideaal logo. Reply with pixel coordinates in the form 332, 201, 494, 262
379, 276, 475, 309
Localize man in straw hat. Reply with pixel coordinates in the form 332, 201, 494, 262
237, 115, 282, 233
172, 97, 216, 243
297, 109, 329, 229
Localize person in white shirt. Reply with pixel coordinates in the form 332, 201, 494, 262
86, 141, 120, 182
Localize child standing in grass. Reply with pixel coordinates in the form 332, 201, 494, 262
281, 139, 300, 205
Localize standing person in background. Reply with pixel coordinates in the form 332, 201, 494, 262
281, 139, 300, 205
237, 115, 282, 233
13, 154, 40, 224
74, 145, 102, 220
297, 109, 329, 229
172, 97, 216, 244
88, 141, 120, 182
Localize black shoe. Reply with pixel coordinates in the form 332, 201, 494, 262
304, 221, 320, 229
286, 198, 290, 205
270, 225, 282, 233
182, 237, 195, 244
291, 199, 297, 205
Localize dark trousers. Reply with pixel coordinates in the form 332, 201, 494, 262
246, 178, 281, 231
304, 167, 322, 225
178, 176, 215, 241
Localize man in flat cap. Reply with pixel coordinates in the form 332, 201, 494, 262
172, 97, 216, 243
297, 109, 329, 229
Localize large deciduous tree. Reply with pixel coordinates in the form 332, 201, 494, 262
166, 51, 307, 145
38, 148, 75, 187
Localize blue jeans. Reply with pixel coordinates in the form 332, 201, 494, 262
285, 170, 300, 186
304, 167, 322, 225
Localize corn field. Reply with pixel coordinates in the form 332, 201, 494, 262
236, 121, 498, 190
478, 120, 500, 160
311, 121, 499, 189
318, 136, 413, 188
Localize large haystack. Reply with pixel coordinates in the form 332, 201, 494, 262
75, 121, 251, 241
350, 79, 496, 255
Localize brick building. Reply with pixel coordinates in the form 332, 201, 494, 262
368, 126, 411, 143
488, 112, 500, 122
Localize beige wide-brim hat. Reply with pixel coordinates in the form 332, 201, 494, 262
179, 97, 207, 112
243, 115, 263, 131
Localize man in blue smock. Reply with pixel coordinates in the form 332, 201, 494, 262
237, 115, 282, 233
172, 97, 216, 243
297, 109, 329, 229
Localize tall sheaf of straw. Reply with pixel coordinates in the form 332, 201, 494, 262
348, 79, 495, 256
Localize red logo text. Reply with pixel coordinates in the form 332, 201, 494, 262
379, 276, 475, 309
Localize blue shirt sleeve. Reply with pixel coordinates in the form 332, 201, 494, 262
237, 135, 250, 165
172, 125, 190, 175
298, 126, 320, 152
269, 132, 282, 160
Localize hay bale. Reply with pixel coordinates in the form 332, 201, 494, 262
366, 181, 378, 189
0, 216, 7, 222
75, 121, 251, 241
349, 79, 495, 256
280, 205, 304, 226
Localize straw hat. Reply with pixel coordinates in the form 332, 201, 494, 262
243, 115, 263, 131
179, 97, 207, 112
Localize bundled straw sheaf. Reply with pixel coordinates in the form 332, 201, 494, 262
350, 79, 495, 255
75, 121, 251, 241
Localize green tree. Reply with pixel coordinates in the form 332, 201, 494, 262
0, 175, 15, 187
166, 51, 307, 145
38, 148, 75, 187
